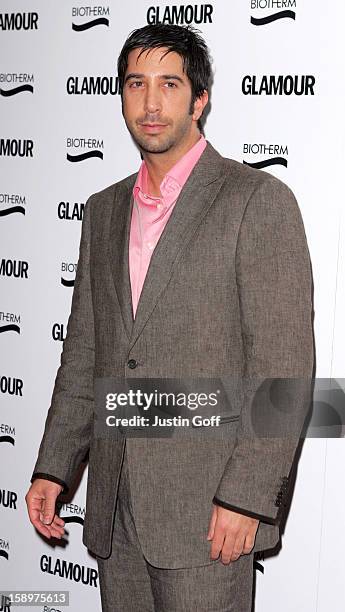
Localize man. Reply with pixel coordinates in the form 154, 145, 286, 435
26, 24, 314, 611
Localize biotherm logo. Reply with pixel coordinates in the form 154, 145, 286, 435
72, 6, 110, 31
243, 143, 289, 169
0, 312, 20, 334
66, 138, 104, 162
61, 262, 77, 287
0, 73, 34, 97
0, 423, 15, 447
57, 501, 86, 527
0, 539, 9, 561
250, 0, 296, 26
0, 194, 26, 217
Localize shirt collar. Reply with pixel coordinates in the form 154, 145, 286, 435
133, 134, 206, 210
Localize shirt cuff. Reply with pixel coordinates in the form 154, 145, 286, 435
31, 472, 69, 494
212, 496, 278, 525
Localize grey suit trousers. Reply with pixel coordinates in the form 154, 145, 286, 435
96, 444, 255, 612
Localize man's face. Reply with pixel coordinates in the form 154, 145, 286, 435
122, 47, 201, 154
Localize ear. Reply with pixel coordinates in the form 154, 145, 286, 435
192, 90, 209, 121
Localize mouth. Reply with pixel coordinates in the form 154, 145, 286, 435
139, 123, 168, 133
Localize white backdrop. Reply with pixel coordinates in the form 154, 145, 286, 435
1, 2, 344, 611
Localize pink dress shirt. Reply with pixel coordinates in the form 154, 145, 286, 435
129, 135, 207, 318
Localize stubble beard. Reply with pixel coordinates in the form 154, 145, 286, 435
128, 127, 177, 154
124, 106, 194, 155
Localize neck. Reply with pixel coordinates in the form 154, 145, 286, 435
142, 129, 202, 197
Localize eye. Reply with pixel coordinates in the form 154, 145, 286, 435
129, 81, 143, 88
164, 82, 177, 88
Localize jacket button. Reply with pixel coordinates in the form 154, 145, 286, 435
127, 359, 138, 369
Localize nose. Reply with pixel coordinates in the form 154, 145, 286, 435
144, 82, 162, 115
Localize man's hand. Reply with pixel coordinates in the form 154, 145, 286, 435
207, 504, 259, 564
25, 480, 65, 540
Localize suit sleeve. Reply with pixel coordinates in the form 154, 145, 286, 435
30, 195, 95, 492
30, 473, 69, 494
213, 177, 314, 524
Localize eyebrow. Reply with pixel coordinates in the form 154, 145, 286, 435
124, 73, 185, 84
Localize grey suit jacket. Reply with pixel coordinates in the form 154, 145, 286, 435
32, 142, 314, 568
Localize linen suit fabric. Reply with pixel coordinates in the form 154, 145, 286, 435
96, 442, 255, 612
32, 142, 314, 569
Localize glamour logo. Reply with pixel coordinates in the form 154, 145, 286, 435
52, 323, 66, 342
0, 74, 34, 97
0, 376, 23, 396
66, 138, 104, 162
40, 555, 98, 586
0, 423, 15, 447
0, 12, 38, 30
243, 143, 288, 169
0, 539, 9, 561
58, 201, 85, 221
0, 312, 20, 334
61, 263, 77, 287
66, 75, 120, 95
250, 0, 296, 26
0, 139, 33, 158
242, 75, 315, 95
147, 4, 213, 25
0, 259, 29, 279
0, 489, 17, 510
0, 194, 26, 217
72, 6, 110, 31
57, 501, 86, 527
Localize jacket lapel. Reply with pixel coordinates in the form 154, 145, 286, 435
108, 178, 136, 340
108, 142, 227, 349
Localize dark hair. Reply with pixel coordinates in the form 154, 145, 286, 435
117, 24, 212, 130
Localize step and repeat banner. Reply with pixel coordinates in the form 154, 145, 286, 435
1, 2, 344, 611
